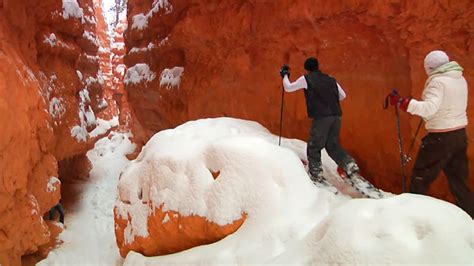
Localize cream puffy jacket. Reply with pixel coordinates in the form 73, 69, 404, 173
407, 70, 468, 131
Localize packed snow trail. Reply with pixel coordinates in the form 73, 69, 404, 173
38, 132, 135, 265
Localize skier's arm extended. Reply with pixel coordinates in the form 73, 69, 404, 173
407, 81, 444, 118
283, 76, 307, 92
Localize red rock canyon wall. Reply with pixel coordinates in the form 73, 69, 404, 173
1, 0, 473, 263
0, 0, 127, 264
124, 0, 474, 201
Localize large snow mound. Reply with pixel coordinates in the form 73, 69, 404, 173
116, 117, 341, 245
276, 194, 474, 265
118, 118, 473, 265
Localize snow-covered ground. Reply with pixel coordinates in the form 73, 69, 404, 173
38, 118, 473, 265
38, 132, 136, 266
117, 118, 474, 265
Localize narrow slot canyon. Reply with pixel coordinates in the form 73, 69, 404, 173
0, 0, 133, 264
0, 0, 473, 265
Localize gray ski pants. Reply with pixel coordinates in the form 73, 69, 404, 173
307, 116, 355, 177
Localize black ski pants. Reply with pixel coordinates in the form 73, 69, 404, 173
307, 116, 354, 176
410, 128, 474, 217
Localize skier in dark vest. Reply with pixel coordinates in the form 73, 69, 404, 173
280, 57, 359, 188
388, 50, 474, 217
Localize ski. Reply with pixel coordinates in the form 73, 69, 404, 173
337, 169, 384, 199
303, 161, 339, 195
311, 177, 339, 195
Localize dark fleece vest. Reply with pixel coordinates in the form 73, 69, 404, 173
303, 70, 342, 118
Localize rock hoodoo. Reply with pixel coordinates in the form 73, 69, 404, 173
113, 118, 309, 258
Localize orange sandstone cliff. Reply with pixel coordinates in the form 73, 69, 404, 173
1, 0, 473, 262
124, 0, 474, 199
0, 0, 128, 264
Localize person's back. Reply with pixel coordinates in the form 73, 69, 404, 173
303, 70, 342, 118
388, 50, 474, 217
407, 53, 468, 133
423, 70, 468, 130
280, 57, 359, 186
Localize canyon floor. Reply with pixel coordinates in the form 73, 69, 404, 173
37, 132, 135, 265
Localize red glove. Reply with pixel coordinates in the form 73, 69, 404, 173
389, 90, 411, 111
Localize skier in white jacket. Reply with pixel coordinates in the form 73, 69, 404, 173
389, 50, 474, 217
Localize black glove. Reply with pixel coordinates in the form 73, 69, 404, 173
280, 64, 290, 78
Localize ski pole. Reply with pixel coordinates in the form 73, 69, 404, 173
278, 84, 285, 146
395, 104, 408, 192
384, 90, 412, 192
406, 118, 423, 160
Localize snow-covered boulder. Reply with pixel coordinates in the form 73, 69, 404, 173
114, 117, 339, 258
115, 118, 474, 264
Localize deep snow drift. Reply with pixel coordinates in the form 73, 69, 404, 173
116, 118, 474, 265
38, 132, 135, 265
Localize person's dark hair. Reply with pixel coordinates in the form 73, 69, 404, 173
304, 57, 319, 71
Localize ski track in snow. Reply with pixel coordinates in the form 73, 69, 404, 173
38, 132, 135, 266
